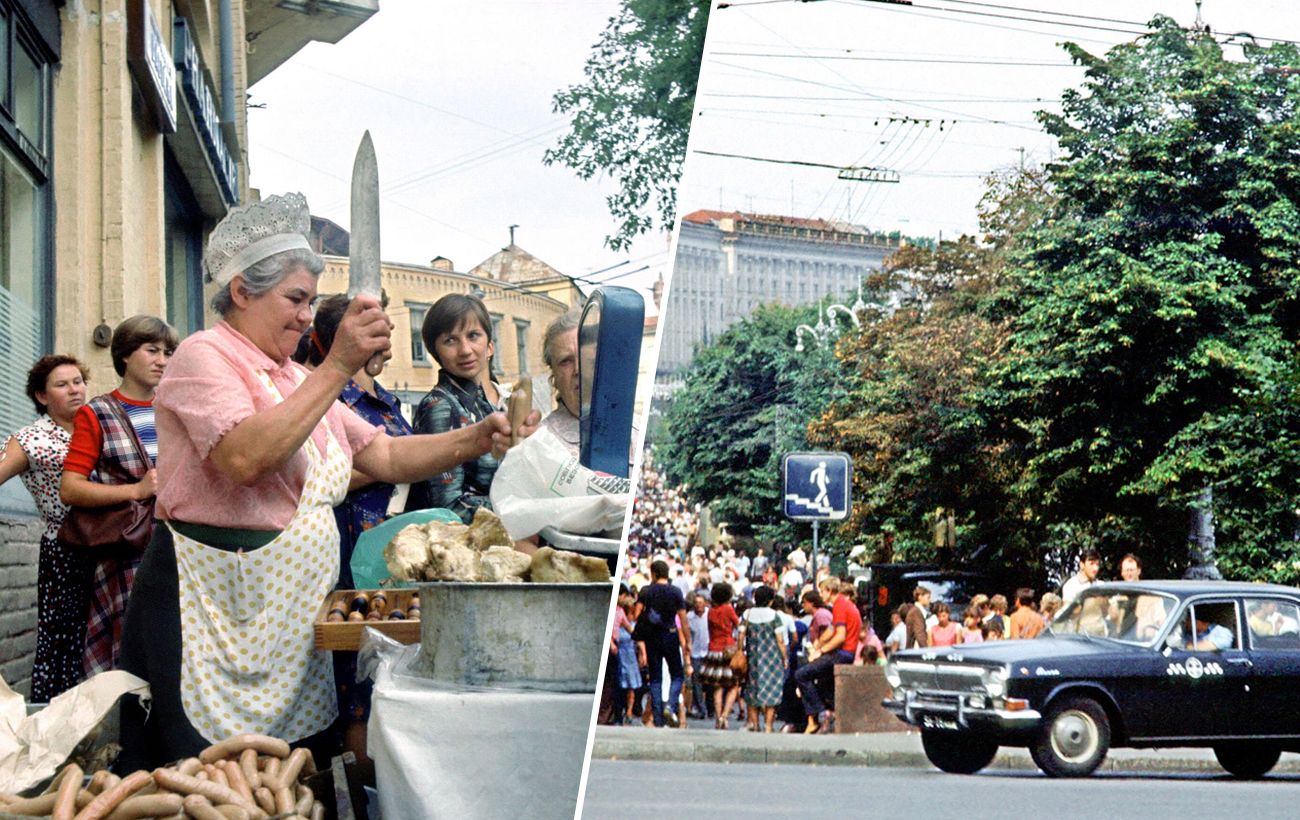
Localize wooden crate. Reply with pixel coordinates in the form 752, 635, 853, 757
313, 589, 421, 651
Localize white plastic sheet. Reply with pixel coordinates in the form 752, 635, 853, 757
489, 427, 629, 540
366, 637, 591, 820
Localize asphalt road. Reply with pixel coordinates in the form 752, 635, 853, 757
580, 760, 1300, 819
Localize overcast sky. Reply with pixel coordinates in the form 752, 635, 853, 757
681, 0, 1299, 242
246, 0, 668, 309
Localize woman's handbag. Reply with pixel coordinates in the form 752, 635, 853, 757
729, 646, 748, 675
58, 401, 155, 552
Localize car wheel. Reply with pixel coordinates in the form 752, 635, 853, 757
1030, 696, 1111, 777
1214, 744, 1281, 779
920, 731, 999, 774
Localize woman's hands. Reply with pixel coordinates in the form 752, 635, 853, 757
475, 410, 539, 460
323, 296, 392, 378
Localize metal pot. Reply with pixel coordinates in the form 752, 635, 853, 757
410, 581, 611, 692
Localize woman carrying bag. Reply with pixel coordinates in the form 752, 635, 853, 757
60, 315, 176, 676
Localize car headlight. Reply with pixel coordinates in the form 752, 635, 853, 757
885, 661, 901, 688
983, 666, 1007, 698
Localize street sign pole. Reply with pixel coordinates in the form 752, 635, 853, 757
811, 520, 819, 585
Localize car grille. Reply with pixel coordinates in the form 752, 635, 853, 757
893, 660, 987, 694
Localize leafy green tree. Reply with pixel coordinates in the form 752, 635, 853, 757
546, 1, 710, 250
659, 302, 847, 543
982, 18, 1300, 580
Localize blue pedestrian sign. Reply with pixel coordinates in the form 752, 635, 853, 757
782, 451, 851, 521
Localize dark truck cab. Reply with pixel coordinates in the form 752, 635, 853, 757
884, 581, 1300, 777
853, 563, 994, 642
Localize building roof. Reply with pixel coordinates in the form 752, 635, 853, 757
471, 244, 568, 284
681, 209, 874, 236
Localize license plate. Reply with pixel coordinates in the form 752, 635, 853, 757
922, 715, 959, 731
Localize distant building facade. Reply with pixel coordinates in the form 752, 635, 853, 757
658, 210, 904, 375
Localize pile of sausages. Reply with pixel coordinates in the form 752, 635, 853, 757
0, 734, 325, 820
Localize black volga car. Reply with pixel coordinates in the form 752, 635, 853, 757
883, 581, 1300, 777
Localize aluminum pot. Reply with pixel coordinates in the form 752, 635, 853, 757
410, 581, 611, 692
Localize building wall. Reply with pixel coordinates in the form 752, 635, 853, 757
658, 217, 901, 375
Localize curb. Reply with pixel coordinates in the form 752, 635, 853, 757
591, 728, 1300, 774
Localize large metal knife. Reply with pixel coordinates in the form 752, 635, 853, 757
348, 130, 385, 377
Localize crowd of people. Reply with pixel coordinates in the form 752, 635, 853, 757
0, 191, 605, 774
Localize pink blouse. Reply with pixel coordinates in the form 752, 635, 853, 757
154, 322, 381, 530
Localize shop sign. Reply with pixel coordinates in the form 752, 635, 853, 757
174, 19, 238, 206
127, 0, 177, 133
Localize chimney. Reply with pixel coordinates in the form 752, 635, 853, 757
430, 256, 454, 271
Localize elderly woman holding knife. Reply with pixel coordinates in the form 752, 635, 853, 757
116, 193, 538, 770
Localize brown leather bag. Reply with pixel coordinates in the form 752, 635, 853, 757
57, 401, 156, 552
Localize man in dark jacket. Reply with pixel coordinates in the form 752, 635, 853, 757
905, 586, 931, 648
634, 560, 691, 727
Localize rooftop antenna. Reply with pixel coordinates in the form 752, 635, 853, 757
508, 224, 519, 246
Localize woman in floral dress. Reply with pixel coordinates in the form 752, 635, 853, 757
739, 585, 786, 732
0, 355, 90, 701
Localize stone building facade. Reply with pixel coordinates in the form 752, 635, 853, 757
658, 210, 904, 375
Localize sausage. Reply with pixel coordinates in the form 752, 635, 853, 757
181, 795, 226, 820
178, 759, 204, 777
252, 787, 275, 815
88, 770, 114, 795
273, 787, 294, 816
151, 769, 256, 814
508, 377, 533, 445
310, 801, 325, 820
221, 761, 254, 805
214, 806, 252, 820
294, 786, 313, 817
238, 749, 261, 790
74, 769, 152, 820
102, 794, 184, 820
199, 735, 291, 765
53, 762, 83, 820
268, 748, 311, 791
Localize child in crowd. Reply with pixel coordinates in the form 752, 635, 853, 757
960, 607, 985, 643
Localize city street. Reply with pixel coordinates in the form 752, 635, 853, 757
582, 760, 1300, 818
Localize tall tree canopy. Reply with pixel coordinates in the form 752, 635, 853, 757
546, 1, 711, 250
659, 302, 848, 543
982, 17, 1300, 579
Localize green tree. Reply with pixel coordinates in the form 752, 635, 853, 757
659, 302, 847, 543
546, 0, 710, 250
982, 18, 1300, 580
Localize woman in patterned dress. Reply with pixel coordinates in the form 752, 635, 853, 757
113, 193, 536, 771
739, 585, 786, 733
408, 294, 504, 525
0, 356, 90, 701
61, 315, 177, 680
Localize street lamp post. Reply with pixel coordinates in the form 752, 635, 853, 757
793, 284, 868, 352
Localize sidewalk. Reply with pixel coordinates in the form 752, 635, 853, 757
591, 725, 1300, 774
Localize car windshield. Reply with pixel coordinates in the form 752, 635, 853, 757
1051, 589, 1177, 646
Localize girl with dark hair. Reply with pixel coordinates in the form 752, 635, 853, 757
408, 293, 504, 524
0, 355, 91, 700
61, 315, 177, 677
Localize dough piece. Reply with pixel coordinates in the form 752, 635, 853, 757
425, 540, 478, 581
529, 547, 611, 583
467, 507, 513, 552
424, 519, 472, 552
475, 545, 532, 582
385, 524, 432, 582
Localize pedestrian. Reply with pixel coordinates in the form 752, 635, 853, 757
699, 582, 741, 729
986, 594, 1010, 639
960, 607, 984, 643
612, 584, 643, 725
0, 355, 92, 701
1040, 592, 1063, 629
928, 602, 960, 646
885, 605, 908, 656
738, 585, 786, 732
634, 559, 691, 727
793, 578, 860, 734
1120, 552, 1143, 582
905, 586, 931, 649
1061, 548, 1101, 607
1009, 588, 1043, 639
685, 592, 711, 720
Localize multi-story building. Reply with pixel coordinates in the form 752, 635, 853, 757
658, 210, 905, 375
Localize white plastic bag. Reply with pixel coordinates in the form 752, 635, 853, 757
489, 427, 629, 539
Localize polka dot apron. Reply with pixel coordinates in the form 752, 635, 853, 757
172, 372, 350, 743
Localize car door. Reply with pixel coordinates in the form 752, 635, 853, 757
1241, 596, 1300, 739
1157, 599, 1253, 739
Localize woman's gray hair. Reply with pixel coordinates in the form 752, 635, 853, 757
210, 248, 325, 316
542, 309, 582, 368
